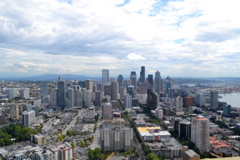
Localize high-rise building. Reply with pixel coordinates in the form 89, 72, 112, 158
95, 91, 104, 106
210, 90, 218, 109
175, 96, 183, 112
85, 79, 93, 91
88, 106, 95, 119
147, 74, 153, 86
57, 79, 66, 107
10, 104, 20, 119
5, 88, 18, 100
102, 69, 109, 90
124, 93, 132, 109
111, 81, 119, 100
191, 116, 210, 152
50, 89, 58, 107
100, 119, 133, 152
119, 86, 127, 99
127, 85, 135, 98
22, 110, 36, 127
165, 76, 172, 95
194, 94, 206, 107
68, 85, 82, 108
168, 88, 176, 98
154, 71, 162, 93
104, 83, 111, 97
139, 66, 145, 83
83, 90, 92, 107
223, 105, 231, 116
155, 108, 163, 119
117, 74, 124, 87
147, 89, 159, 110
130, 71, 137, 90
102, 99, 113, 119
20, 88, 30, 99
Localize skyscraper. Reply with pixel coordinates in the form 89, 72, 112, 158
127, 85, 135, 98
175, 96, 183, 112
147, 74, 153, 86
130, 71, 137, 90
102, 69, 109, 90
124, 93, 132, 108
57, 79, 66, 107
50, 89, 57, 107
10, 104, 19, 120
85, 79, 93, 91
191, 116, 210, 152
154, 70, 162, 93
111, 81, 119, 100
165, 76, 172, 95
139, 66, 145, 83
22, 110, 36, 127
117, 74, 124, 87
68, 85, 83, 108
210, 90, 218, 109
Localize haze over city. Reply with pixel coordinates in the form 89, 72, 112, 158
1, 0, 240, 78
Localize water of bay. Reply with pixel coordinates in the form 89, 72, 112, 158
218, 92, 240, 108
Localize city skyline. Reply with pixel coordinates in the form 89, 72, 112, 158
0, 0, 240, 78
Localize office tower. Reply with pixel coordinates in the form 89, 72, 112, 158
78, 80, 85, 88
50, 89, 58, 107
154, 70, 162, 93
174, 119, 191, 140
100, 119, 133, 152
120, 86, 127, 99
102, 99, 113, 119
223, 105, 231, 116
67, 85, 82, 108
83, 90, 92, 107
130, 71, 137, 90
183, 97, 194, 107
88, 106, 95, 119
165, 76, 172, 94
117, 75, 124, 87
32, 106, 39, 117
124, 93, 132, 109
138, 81, 150, 94
127, 85, 135, 98
85, 79, 93, 91
175, 96, 183, 112
191, 116, 210, 152
95, 91, 104, 106
168, 88, 176, 98
57, 79, 66, 107
104, 83, 111, 97
5, 88, 18, 99
22, 110, 36, 127
194, 94, 206, 107
111, 81, 119, 100
147, 74, 153, 86
102, 69, 109, 90
147, 89, 159, 110
20, 88, 30, 99
210, 90, 218, 109
10, 104, 20, 119
139, 66, 145, 83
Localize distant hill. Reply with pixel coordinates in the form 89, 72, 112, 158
0, 74, 101, 81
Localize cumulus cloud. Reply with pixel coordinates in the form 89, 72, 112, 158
0, 0, 240, 77
127, 53, 146, 60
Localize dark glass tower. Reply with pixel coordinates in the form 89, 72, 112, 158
139, 66, 145, 83
117, 74, 124, 87
57, 79, 66, 107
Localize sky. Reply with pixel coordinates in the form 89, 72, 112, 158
0, 0, 240, 78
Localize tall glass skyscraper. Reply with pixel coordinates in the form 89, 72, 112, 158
139, 66, 145, 83
57, 79, 66, 107
102, 69, 109, 90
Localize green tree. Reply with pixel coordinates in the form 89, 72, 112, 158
146, 153, 160, 160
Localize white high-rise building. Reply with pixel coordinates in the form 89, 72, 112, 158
102, 69, 109, 90
50, 89, 58, 106
19, 88, 30, 99
191, 116, 210, 152
154, 70, 163, 93
175, 96, 183, 112
210, 90, 218, 109
22, 110, 36, 127
68, 85, 82, 108
102, 100, 113, 119
155, 108, 163, 119
124, 93, 132, 109
5, 88, 18, 99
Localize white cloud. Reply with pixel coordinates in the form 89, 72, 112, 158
127, 53, 146, 60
